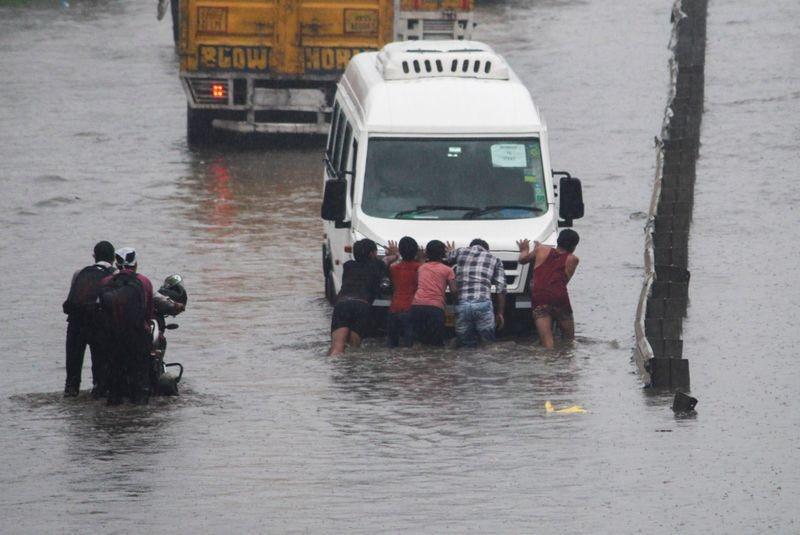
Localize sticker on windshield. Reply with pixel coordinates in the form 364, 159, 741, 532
491, 144, 527, 167
448, 146, 462, 158
534, 182, 546, 203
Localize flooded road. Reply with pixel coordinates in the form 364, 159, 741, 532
1, 0, 798, 532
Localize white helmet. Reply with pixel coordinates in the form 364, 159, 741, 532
115, 247, 137, 268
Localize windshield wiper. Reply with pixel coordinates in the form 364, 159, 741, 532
394, 205, 480, 219
463, 205, 545, 219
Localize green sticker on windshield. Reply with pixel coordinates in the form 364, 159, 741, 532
524, 175, 536, 183
534, 182, 546, 203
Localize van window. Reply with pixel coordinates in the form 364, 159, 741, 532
326, 102, 340, 161
338, 123, 353, 177
332, 114, 348, 175
350, 139, 358, 199
362, 138, 547, 220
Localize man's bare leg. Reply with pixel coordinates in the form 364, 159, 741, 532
330, 327, 350, 356
348, 331, 363, 349
535, 316, 555, 349
559, 319, 575, 342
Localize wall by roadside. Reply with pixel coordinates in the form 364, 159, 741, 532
633, 0, 707, 389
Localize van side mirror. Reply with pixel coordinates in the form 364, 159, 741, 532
554, 171, 584, 227
321, 178, 348, 222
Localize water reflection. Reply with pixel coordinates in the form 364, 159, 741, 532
201, 157, 237, 237
176, 139, 322, 237
326, 341, 584, 440
6, 392, 185, 504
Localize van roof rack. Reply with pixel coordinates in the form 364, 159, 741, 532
376, 40, 510, 81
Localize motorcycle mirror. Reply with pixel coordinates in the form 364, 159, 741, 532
165, 323, 179, 330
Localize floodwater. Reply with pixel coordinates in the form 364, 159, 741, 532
1, 0, 798, 532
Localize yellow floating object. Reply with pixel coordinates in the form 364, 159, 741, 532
545, 400, 586, 414
557, 405, 587, 413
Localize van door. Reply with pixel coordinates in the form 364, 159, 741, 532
323, 104, 358, 294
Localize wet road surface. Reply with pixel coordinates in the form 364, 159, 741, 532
1, 0, 798, 532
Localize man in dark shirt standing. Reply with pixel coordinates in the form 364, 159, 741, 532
62, 241, 116, 397
329, 238, 397, 356
446, 239, 507, 348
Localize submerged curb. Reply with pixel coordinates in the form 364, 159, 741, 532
634, 0, 707, 389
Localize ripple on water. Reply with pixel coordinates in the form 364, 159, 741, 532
33, 195, 80, 207
34, 174, 69, 183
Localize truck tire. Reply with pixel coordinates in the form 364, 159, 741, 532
187, 106, 215, 146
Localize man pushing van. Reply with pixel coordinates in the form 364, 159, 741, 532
446, 239, 507, 348
517, 229, 580, 348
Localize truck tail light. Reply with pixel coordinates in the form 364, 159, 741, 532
186, 78, 229, 104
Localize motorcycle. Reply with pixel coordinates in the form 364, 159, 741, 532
149, 274, 187, 396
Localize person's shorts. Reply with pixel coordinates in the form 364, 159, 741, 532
331, 299, 371, 337
532, 304, 573, 323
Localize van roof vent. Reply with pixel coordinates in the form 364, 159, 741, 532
376, 40, 510, 81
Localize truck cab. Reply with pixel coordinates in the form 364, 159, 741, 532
321, 40, 583, 323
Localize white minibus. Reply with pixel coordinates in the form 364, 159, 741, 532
321, 40, 583, 327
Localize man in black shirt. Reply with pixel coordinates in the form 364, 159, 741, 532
329, 238, 397, 356
62, 241, 116, 397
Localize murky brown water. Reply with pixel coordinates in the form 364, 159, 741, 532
1, 0, 798, 532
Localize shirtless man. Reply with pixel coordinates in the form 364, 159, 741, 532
517, 229, 580, 349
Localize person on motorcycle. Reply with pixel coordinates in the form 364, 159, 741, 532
62, 241, 117, 398
100, 247, 184, 405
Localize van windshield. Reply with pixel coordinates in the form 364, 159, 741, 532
362, 138, 548, 220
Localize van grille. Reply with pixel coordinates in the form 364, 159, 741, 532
503, 260, 520, 287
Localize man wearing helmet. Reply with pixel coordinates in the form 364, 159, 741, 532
100, 247, 184, 404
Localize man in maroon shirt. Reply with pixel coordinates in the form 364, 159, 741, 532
100, 247, 183, 404
517, 229, 580, 349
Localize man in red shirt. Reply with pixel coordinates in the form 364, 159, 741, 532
517, 229, 580, 349
387, 236, 422, 348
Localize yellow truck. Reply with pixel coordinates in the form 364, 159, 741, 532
175, 0, 474, 143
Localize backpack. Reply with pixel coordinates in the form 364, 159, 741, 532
62, 264, 115, 316
98, 271, 147, 335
